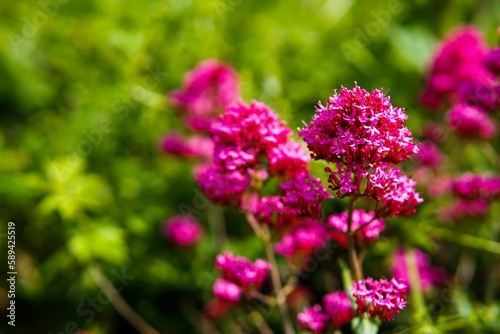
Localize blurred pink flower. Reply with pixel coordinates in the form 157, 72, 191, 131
196, 165, 250, 206
170, 60, 239, 120
213, 278, 242, 302
323, 291, 355, 328
447, 104, 496, 139
451, 173, 500, 200
275, 219, 329, 260
328, 210, 385, 249
163, 215, 203, 246
484, 47, 500, 76
160, 132, 213, 159
214, 252, 270, 301
416, 142, 443, 168
392, 248, 446, 291
421, 26, 493, 109
297, 304, 329, 334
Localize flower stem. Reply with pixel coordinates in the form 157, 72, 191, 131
88, 264, 160, 334
245, 212, 295, 334
262, 226, 295, 334
405, 247, 429, 323
346, 197, 363, 281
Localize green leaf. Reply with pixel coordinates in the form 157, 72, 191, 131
352, 316, 380, 334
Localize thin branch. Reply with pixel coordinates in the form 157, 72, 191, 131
88, 264, 160, 334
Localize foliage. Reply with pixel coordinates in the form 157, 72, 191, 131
1, 0, 500, 333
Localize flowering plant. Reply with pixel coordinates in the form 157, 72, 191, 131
158, 28, 500, 331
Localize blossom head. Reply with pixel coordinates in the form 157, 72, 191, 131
363, 166, 424, 217
450, 173, 500, 200
215, 252, 270, 291
163, 215, 203, 246
392, 248, 446, 291
280, 170, 331, 220
196, 166, 250, 206
170, 60, 239, 118
268, 140, 310, 176
447, 104, 496, 139
421, 27, 492, 108
438, 199, 489, 222
484, 47, 500, 76
160, 132, 213, 159
323, 291, 355, 328
211, 100, 292, 158
299, 84, 418, 167
213, 278, 242, 302
416, 142, 443, 168
297, 305, 329, 334
351, 277, 408, 322
328, 210, 385, 249
275, 219, 329, 261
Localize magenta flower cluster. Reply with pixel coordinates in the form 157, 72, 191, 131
213, 252, 270, 302
351, 277, 408, 321
275, 219, 329, 260
255, 171, 331, 228
170, 59, 239, 131
328, 209, 385, 249
161, 60, 239, 163
160, 132, 214, 159
197, 100, 312, 206
163, 215, 203, 246
297, 291, 354, 333
392, 248, 446, 291
421, 26, 499, 139
299, 85, 422, 217
438, 173, 500, 221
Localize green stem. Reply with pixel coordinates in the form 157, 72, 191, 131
425, 226, 500, 255
405, 247, 429, 323
88, 264, 160, 334
207, 204, 227, 248
347, 197, 363, 281
246, 213, 295, 334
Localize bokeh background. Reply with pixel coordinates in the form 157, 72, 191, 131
1, 0, 500, 333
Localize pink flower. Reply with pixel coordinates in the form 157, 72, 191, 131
438, 199, 489, 222
254, 196, 291, 228
268, 140, 310, 176
211, 100, 291, 155
447, 104, 496, 139
451, 173, 500, 200
375, 168, 424, 217
297, 305, 329, 334
170, 60, 239, 120
280, 171, 331, 220
421, 26, 493, 109
213, 278, 242, 302
323, 291, 355, 328
392, 248, 446, 291
351, 277, 407, 322
416, 142, 443, 168
328, 210, 385, 249
275, 219, 329, 260
215, 252, 270, 291
255, 171, 330, 228
163, 215, 203, 246
299, 85, 418, 167
160, 132, 213, 159
196, 165, 250, 206
457, 81, 500, 112
484, 47, 500, 76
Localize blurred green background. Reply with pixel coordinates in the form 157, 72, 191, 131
1, 0, 500, 333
